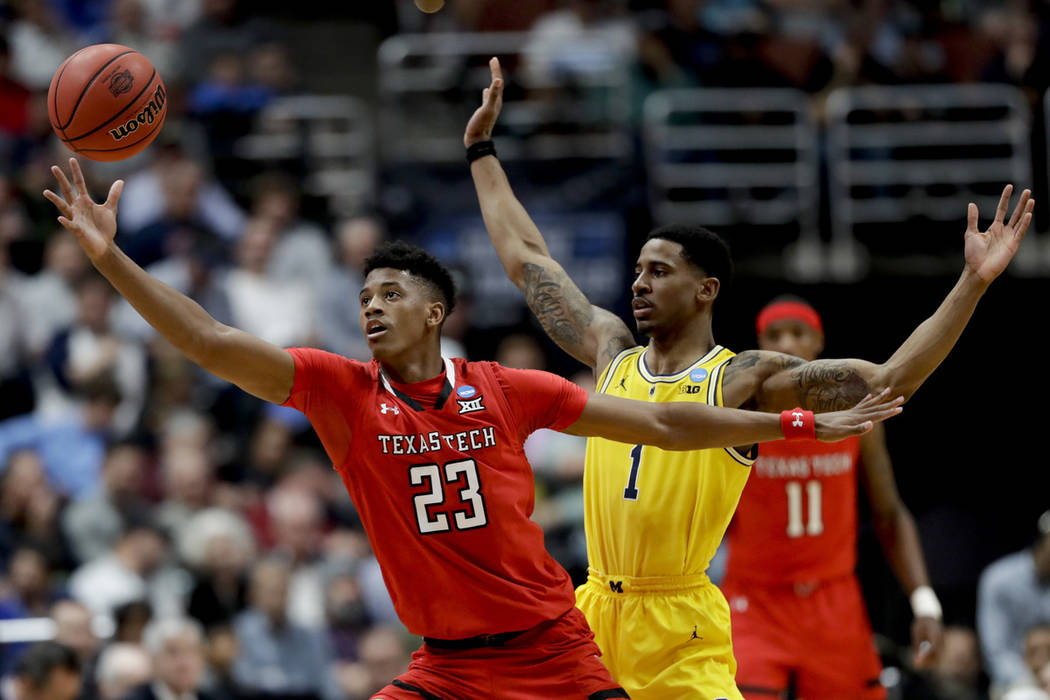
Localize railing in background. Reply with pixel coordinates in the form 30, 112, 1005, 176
826, 84, 1031, 280
642, 87, 822, 280
377, 32, 633, 163
235, 95, 375, 218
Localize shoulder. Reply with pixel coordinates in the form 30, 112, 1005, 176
981, 550, 1032, 588
121, 686, 154, 700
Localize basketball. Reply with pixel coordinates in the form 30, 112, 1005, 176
47, 44, 167, 162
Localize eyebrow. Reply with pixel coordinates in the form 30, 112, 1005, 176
359, 281, 404, 295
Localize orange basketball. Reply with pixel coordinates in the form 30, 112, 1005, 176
48, 44, 167, 162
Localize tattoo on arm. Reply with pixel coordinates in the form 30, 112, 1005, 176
793, 360, 871, 411
521, 262, 595, 355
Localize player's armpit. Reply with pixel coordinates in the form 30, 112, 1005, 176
202, 323, 295, 404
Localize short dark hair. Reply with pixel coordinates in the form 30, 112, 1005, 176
363, 241, 457, 316
13, 642, 80, 689
646, 224, 733, 294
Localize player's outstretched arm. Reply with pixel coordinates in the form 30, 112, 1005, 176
732, 185, 1034, 412
563, 388, 902, 450
44, 158, 293, 404
466, 57, 635, 376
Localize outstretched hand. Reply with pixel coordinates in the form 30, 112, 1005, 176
464, 57, 504, 148
43, 158, 124, 262
814, 389, 904, 442
965, 184, 1034, 283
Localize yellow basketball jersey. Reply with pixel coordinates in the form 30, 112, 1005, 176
585, 344, 754, 578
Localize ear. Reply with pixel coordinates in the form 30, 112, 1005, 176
696, 276, 720, 304
814, 331, 826, 357
426, 301, 446, 328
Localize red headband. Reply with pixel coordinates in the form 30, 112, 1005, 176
756, 301, 823, 336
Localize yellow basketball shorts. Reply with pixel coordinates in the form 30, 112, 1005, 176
576, 569, 742, 700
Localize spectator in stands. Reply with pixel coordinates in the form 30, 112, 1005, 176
324, 562, 372, 665
17, 231, 88, 360
124, 617, 216, 700
62, 441, 150, 564
0, 545, 60, 673
929, 625, 986, 700
0, 243, 32, 421
5, 0, 77, 90
0, 449, 68, 569
200, 623, 241, 700
223, 218, 315, 348
979, 511, 1050, 695
0, 375, 121, 500
523, 0, 638, 86
177, 0, 278, 86
179, 508, 254, 630
319, 216, 384, 360
267, 487, 328, 629
1003, 625, 1050, 700
68, 521, 185, 624
251, 172, 331, 292
232, 557, 340, 699
0, 35, 31, 138
105, 0, 179, 80
155, 447, 216, 538
117, 147, 245, 245
50, 600, 99, 669
94, 643, 152, 700
113, 600, 155, 645
337, 625, 412, 700
0, 641, 81, 700
120, 158, 221, 268
41, 274, 147, 438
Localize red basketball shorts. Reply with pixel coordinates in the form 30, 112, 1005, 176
721, 574, 886, 700
371, 607, 629, 700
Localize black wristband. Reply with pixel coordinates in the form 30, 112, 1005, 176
467, 140, 497, 164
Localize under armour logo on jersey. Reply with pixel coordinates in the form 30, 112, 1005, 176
457, 396, 485, 414
609, 580, 623, 594
791, 411, 804, 427
380, 403, 400, 415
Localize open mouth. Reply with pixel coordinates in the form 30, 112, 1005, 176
366, 321, 388, 339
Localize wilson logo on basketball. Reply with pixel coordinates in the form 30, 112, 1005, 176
107, 69, 134, 97
108, 84, 166, 141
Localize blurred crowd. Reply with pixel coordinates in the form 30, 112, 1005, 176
2, 0, 1050, 699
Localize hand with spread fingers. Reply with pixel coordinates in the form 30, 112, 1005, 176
965, 184, 1034, 284
464, 57, 504, 148
43, 158, 124, 262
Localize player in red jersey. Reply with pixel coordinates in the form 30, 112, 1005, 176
722, 297, 944, 700
42, 159, 900, 700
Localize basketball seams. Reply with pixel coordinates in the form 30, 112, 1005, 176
62, 70, 160, 143
57, 49, 138, 131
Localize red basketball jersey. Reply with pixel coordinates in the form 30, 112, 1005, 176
725, 436, 861, 584
282, 348, 588, 639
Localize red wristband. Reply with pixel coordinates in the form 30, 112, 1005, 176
781, 407, 815, 440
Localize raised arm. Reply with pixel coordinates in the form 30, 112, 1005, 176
727, 186, 1034, 412
466, 57, 635, 375
563, 388, 902, 450
44, 159, 293, 404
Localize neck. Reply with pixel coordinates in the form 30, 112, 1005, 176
643, 314, 716, 375
378, 342, 444, 384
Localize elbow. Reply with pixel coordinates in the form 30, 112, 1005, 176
652, 407, 684, 451
874, 364, 919, 403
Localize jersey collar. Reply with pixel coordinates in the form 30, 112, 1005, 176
378, 357, 456, 412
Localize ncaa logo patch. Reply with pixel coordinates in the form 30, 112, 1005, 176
456, 385, 477, 399
689, 368, 708, 382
